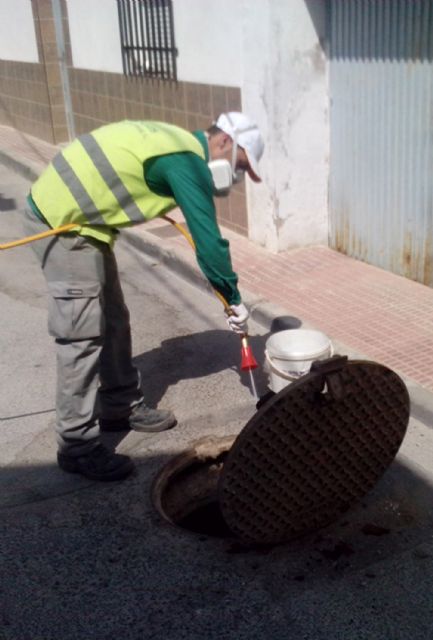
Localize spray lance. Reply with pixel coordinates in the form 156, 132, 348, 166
163, 215, 259, 400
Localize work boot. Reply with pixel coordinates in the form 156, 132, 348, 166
100, 403, 177, 433
57, 444, 134, 481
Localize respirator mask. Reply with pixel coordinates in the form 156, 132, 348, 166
210, 110, 260, 196
208, 137, 244, 197
206, 112, 263, 196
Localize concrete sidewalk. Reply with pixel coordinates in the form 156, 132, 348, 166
2, 123, 433, 402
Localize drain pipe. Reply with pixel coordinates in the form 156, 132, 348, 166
51, 0, 75, 140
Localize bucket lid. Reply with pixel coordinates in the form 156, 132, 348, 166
266, 329, 331, 360
218, 356, 409, 546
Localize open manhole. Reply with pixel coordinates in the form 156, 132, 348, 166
152, 436, 236, 538
152, 357, 410, 546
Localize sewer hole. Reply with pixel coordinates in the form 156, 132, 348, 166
152, 436, 235, 539
178, 501, 232, 537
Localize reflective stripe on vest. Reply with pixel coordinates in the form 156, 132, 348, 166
78, 134, 145, 224
52, 133, 146, 226
51, 152, 106, 226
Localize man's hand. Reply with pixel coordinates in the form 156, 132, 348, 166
225, 302, 249, 334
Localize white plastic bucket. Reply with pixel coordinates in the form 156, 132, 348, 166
265, 329, 333, 393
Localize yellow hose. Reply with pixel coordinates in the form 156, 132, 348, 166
163, 215, 232, 312
0, 223, 80, 250
0, 214, 230, 315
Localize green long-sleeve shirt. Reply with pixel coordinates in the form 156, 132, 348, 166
28, 130, 241, 306
144, 131, 240, 305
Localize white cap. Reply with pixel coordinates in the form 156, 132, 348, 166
215, 112, 264, 182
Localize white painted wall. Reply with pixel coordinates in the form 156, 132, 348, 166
173, 0, 242, 87
0, 0, 38, 62
242, 0, 329, 251
66, 0, 123, 72
66, 0, 242, 85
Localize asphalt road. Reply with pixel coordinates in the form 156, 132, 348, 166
0, 164, 432, 640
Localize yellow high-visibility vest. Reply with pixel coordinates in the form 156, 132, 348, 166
31, 120, 205, 245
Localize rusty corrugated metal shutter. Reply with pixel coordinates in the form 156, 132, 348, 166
329, 0, 433, 284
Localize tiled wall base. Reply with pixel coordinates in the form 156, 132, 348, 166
0, 60, 248, 235
0, 61, 53, 142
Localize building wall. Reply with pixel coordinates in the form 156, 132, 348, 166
0, 0, 39, 62
173, 0, 242, 87
0, 0, 51, 140
0, 60, 52, 141
0, 0, 73, 143
241, 0, 329, 251
67, 0, 123, 73
66, 0, 242, 86
329, 0, 433, 287
0, 0, 329, 247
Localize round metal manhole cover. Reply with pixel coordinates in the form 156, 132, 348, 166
218, 358, 410, 545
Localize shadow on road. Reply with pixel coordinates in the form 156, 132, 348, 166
0, 193, 16, 211
132, 315, 304, 409
1, 450, 432, 639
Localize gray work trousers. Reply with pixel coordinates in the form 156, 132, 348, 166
22, 207, 144, 455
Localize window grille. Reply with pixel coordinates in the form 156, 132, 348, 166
117, 0, 177, 81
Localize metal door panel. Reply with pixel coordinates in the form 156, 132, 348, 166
330, 0, 433, 284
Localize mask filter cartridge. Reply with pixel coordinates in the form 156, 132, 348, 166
208, 159, 233, 197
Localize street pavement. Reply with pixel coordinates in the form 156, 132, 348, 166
0, 147, 433, 639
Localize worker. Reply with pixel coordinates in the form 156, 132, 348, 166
23, 112, 264, 481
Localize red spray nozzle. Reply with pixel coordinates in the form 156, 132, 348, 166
240, 336, 258, 371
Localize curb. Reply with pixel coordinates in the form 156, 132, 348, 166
0, 149, 42, 183
122, 229, 380, 347
122, 227, 290, 333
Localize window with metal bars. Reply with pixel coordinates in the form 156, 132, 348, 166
117, 0, 177, 81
